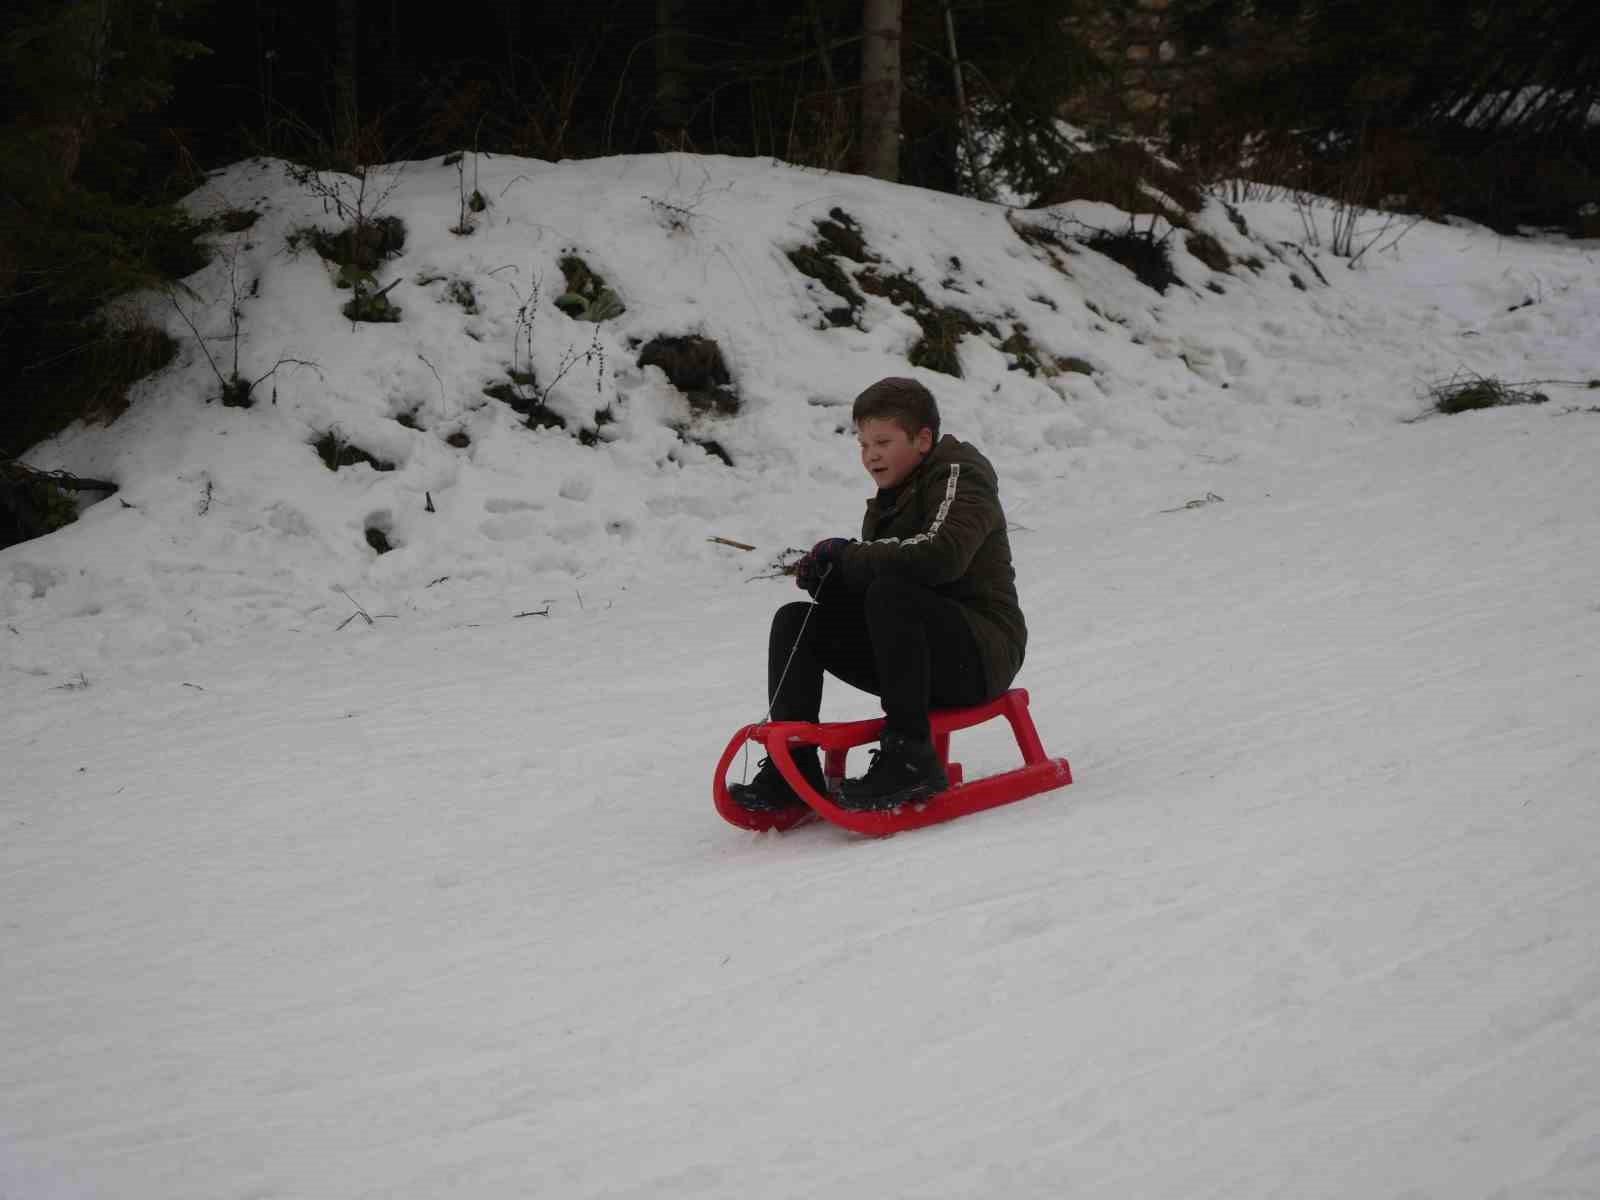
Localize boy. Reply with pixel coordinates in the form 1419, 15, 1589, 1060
731, 377, 1027, 812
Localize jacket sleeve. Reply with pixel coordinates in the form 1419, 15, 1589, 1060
838, 460, 999, 588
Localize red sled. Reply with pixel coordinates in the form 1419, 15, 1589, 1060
713, 688, 1073, 836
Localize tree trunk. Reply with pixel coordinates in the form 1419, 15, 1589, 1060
654, 0, 693, 144
943, 0, 979, 193
334, 0, 359, 165
860, 0, 903, 181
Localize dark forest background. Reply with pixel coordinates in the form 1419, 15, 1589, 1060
3, 0, 1598, 458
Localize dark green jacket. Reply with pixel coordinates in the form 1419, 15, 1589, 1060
837, 434, 1027, 692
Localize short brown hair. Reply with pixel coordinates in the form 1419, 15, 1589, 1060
851, 377, 940, 441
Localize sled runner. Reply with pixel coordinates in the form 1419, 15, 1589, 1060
714, 688, 1073, 836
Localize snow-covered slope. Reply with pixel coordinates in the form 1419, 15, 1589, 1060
6, 153, 1593, 668
3, 154, 1599, 1198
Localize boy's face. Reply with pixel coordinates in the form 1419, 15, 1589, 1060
857, 417, 933, 489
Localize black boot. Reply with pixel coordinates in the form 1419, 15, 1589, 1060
728, 748, 827, 813
838, 732, 949, 810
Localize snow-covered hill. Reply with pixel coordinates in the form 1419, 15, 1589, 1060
3, 154, 1599, 1198
7, 152, 1592, 668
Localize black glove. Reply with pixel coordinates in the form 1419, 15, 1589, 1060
795, 537, 850, 593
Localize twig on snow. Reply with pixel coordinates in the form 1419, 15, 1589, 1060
417, 353, 446, 406
1291, 244, 1330, 287
335, 586, 396, 630
1160, 492, 1224, 513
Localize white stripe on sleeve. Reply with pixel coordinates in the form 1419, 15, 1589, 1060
868, 464, 960, 549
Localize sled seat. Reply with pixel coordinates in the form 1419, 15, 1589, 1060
713, 688, 1073, 837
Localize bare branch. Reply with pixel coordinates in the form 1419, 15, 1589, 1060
247, 357, 323, 393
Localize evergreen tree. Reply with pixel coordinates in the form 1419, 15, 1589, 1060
1168, 0, 1600, 225
1, 0, 209, 455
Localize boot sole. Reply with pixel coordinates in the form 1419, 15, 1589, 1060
729, 776, 833, 814
836, 776, 948, 812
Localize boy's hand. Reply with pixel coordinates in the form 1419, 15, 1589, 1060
795, 538, 850, 592
811, 537, 850, 564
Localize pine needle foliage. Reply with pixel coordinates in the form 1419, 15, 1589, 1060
1, 0, 211, 455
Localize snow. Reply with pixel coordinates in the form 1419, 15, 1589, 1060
1449, 86, 1600, 130
4, 151, 1600, 1198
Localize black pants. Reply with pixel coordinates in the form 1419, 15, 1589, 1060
767, 575, 993, 741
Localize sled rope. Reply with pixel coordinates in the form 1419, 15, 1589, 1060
764, 565, 830, 724
739, 565, 832, 783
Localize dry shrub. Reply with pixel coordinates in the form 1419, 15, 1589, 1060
785, 93, 855, 173
295, 215, 407, 272
1032, 142, 1204, 225
1087, 226, 1180, 294
4, 319, 178, 454
1428, 374, 1548, 415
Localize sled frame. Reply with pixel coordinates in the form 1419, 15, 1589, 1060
714, 688, 1072, 836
